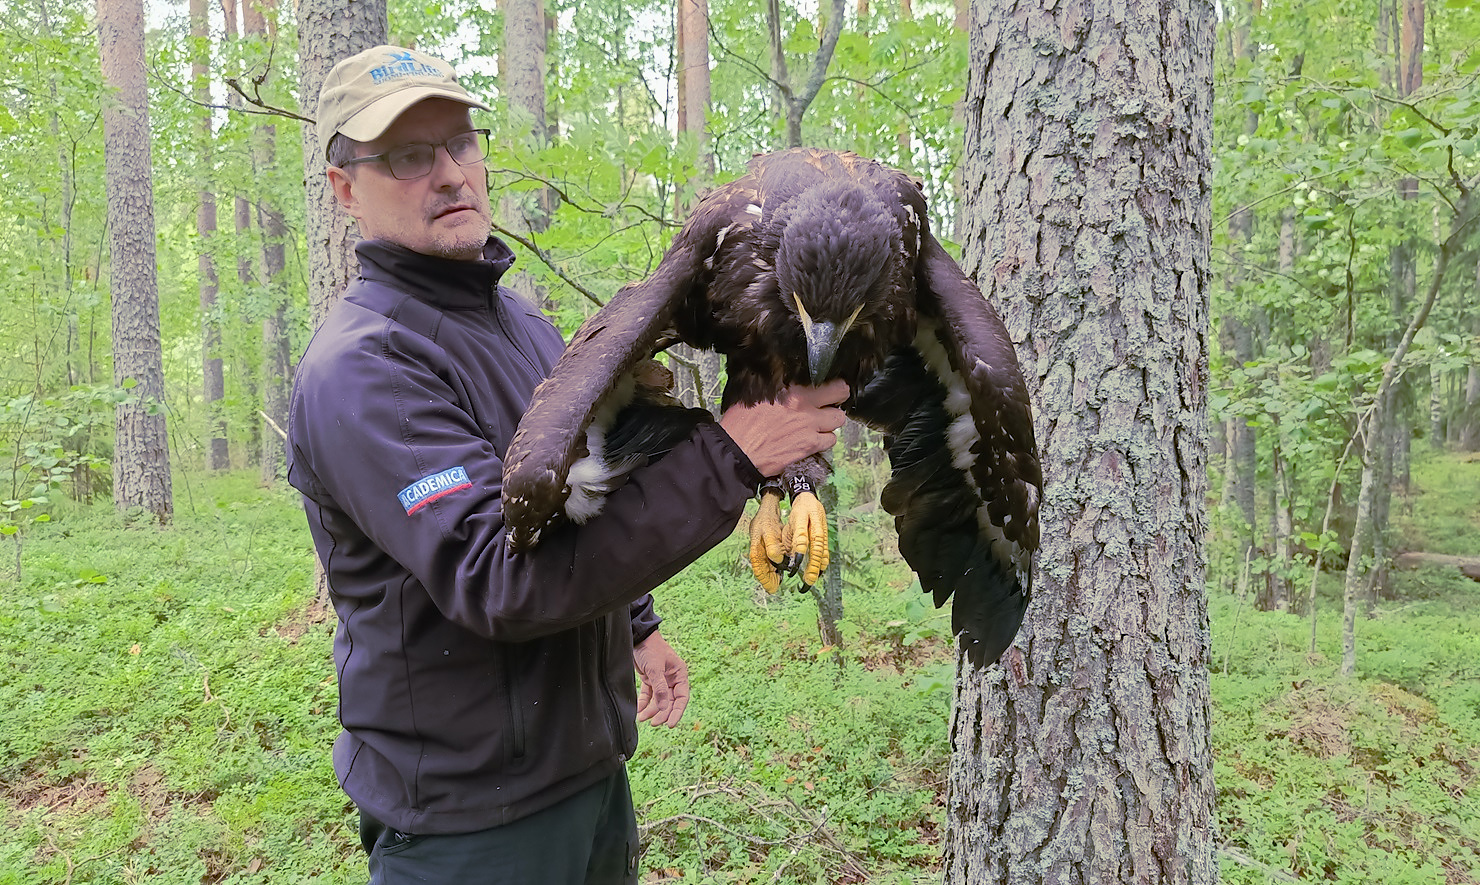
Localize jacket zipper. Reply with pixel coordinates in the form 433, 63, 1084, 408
596, 618, 626, 758
503, 647, 526, 759
489, 288, 543, 379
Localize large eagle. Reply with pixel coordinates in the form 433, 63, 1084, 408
502, 148, 1041, 668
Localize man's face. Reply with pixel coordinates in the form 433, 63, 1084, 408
327, 98, 492, 261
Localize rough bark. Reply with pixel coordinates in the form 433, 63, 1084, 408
191, 0, 228, 471
299, 0, 386, 327
99, 0, 172, 521
944, 0, 1216, 880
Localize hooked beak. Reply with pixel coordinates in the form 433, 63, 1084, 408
794, 294, 864, 385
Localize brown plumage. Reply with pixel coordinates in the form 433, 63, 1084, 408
502, 148, 1041, 668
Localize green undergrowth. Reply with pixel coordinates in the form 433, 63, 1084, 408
0, 472, 359, 884
1397, 451, 1480, 557
0, 471, 952, 884
2, 454, 1478, 883
1211, 451, 1480, 884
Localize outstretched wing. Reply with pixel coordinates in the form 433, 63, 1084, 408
851, 231, 1041, 668
502, 185, 759, 550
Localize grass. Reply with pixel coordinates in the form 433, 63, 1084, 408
0, 452, 1477, 883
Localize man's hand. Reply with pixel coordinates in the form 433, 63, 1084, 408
634, 631, 690, 728
718, 380, 848, 478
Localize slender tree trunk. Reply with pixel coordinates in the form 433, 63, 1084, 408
1342, 195, 1469, 677
945, 0, 1216, 880
765, 0, 846, 147
501, 0, 552, 310
192, 0, 228, 471
680, 0, 712, 175
672, 0, 722, 411
245, 0, 290, 485
1365, 0, 1424, 604
299, 0, 386, 327
1463, 300, 1480, 451
99, 0, 172, 522
1430, 363, 1445, 447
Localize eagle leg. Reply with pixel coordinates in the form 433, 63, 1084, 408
748, 488, 788, 593
782, 489, 829, 589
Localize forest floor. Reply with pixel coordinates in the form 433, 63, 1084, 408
0, 453, 1476, 883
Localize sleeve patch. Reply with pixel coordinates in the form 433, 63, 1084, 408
398, 466, 472, 515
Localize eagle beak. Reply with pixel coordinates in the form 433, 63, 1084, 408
794, 294, 864, 384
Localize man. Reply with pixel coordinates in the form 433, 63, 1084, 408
286, 45, 847, 884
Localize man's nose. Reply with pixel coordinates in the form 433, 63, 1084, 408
428, 143, 467, 187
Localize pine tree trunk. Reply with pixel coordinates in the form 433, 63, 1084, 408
944, 0, 1215, 880
299, 0, 386, 327
99, 0, 172, 522
679, 0, 712, 175
191, 0, 228, 471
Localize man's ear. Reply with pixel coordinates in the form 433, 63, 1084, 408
326, 165, 360, 217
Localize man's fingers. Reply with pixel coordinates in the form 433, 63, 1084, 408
661, 683, 690, 727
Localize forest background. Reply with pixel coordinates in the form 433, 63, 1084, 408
1, 0, 1479, 881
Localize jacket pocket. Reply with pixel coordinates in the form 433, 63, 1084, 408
502, 646, 526, 759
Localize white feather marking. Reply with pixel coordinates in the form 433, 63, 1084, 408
746, 203, 763, 217
917, 322, 1014, 571
563, 373, 638, 523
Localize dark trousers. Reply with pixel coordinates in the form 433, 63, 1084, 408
358, 768, 640, 885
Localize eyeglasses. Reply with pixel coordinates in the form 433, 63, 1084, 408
339, 129, 490, 180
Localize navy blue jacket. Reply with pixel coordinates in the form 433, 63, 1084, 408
287, 238, 761, 834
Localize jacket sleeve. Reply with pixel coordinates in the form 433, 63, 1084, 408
630, 595, 663, 646
289, 316, 760, 643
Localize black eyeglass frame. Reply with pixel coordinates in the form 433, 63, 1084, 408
337, 129, 491, 181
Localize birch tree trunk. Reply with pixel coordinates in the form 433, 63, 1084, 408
945, 0, 1216, 879
99, 0, 172, 522
299, 0, 386, 327
191, 0, 228, 471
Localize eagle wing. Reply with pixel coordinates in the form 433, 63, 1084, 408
501, 181, 762, 549
851, 230, 1041, 668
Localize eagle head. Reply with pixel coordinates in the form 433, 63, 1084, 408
775, 181, 903, 384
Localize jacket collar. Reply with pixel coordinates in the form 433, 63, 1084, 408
354, 237, 517, 310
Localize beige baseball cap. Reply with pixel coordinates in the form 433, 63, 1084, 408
316, 45, 491, 155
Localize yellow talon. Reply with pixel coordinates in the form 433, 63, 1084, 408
748, 490, 786, 593
786, 491, 829, 587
